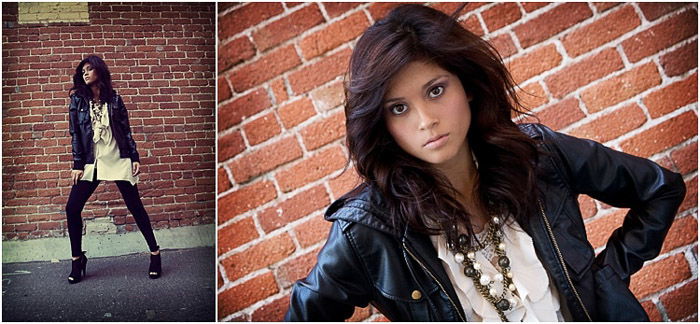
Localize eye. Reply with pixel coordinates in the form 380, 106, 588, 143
390, 104, 408, 115
428, 85, 444, 98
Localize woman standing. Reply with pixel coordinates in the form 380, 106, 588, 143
66, 55, 161, 283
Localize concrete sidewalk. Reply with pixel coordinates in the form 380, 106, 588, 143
2, 247, 215, 321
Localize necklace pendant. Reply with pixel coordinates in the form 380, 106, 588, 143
496, 298, 511, 311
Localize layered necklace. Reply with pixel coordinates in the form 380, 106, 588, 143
446, 216, 518, 321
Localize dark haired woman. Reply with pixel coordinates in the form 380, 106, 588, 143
285, 4, 686, 322
66, 55, 161, 283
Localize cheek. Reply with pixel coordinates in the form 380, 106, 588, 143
385, 119, 413, 150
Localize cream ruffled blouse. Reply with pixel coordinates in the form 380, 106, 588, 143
430, 221, 564, 322
80, 100, 138, 185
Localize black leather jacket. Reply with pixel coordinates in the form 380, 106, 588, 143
68, 93, 140, 170
285, 123, 686, 321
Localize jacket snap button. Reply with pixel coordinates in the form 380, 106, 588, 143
411, 290, 422, 300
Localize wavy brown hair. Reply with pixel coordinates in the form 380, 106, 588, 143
344, 4, 540, 242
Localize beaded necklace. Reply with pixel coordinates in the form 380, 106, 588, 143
446, 216, 518, 321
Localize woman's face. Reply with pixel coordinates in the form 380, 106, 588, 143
383, 60, 472, 169
82, 62, 98, 85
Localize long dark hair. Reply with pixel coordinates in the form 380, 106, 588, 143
69, 55, 115, 103
344, 4, 539, 243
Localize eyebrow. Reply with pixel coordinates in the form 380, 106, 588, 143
384, 74, 449, 104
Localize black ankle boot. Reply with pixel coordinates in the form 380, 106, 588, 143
149, 248, 161, 279
67, 251, 87, 284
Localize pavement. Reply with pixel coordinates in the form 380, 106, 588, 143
2, 246, 215, 322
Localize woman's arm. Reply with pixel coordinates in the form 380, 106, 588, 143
68, 95, 85, 171
540, 124, 686, 283
116, 95, 140, 163
285, 220, 372, 321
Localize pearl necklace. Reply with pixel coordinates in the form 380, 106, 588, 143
447, 216, 518, 321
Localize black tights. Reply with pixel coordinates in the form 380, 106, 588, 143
65, 174, 159, 257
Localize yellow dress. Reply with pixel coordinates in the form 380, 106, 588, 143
80, 100, 138, 185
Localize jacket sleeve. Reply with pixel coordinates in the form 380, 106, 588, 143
68, 95, 85, 170
285, 220, 372, 321
541, 125, 686, 283
116, 95, 140, 162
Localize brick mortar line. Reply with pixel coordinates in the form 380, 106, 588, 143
218, 2, 314, 46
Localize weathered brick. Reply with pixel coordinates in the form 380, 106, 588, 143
270, 77, 288, 104
252, 4, 324, 52
310, 79, 344, 112
630, 253, 691, 299
660, 279, 698, 321
229, 136, 303, 184
514, 3, 592, 48
569, 103, 646, 143
670, 142, 698, 175
230, 45, 302, 92
620, 111, 697, 158
643, 73, 697, 118
218, 217, 258, 255
561, 5, 640, 57
278, 97, 317, 128
660, 216, 698, 254
459, 14, 484, 36
251, 294, 291, 322
580, 62, 661, 113
218, 130, 245, 163
300, 110, 346, 150
638, 2, 689, 21
622, 10, 697, 63
275, 145, 347, 192
679, 176, 697, 213
593, 2, 621, 13
276, 247, 322, 288
584, 208, 627, 249
242, 112, 281, 146
258, 185, 329, 233
218, 167, 232, 194
545, 48, 624, 98
329, 167, 361, 200
507, 44, 562, 85
221, 233, 295, 280
641, 300, 663, 322
532, 97, 585, 131
578, 195, 598, 220
660, 40, 698, 77
294, 214, 333, 247
218, 180, 277, 224
521, 2, 549, 12
488, 33, 517, 59
219, 36, 255, 73
300, 11, 369, 59
218, 272, 279, 319
219, 3, 284, 40
288, 48, 351, 95
218, 88, 271, 131
218, 76, 232, 103
481, 2, 521, 32
367, 2, 408, 21
516, 82, 548, 109
322, 2, 361, 19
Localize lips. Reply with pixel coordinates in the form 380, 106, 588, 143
424, 133, 449, 149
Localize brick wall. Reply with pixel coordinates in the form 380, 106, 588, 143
217, 2, 698, 321
2, 3, 216, 240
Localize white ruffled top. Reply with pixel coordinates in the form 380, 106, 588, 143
430, 221, 564, 322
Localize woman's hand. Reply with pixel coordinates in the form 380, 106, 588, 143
71, 170, 83, 185
132, 162, 140, 176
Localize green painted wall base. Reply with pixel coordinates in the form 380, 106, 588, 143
2, 224, 214, 263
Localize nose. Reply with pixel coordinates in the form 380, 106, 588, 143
416, 105, 438, 130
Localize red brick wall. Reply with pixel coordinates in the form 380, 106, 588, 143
217, 2, 698, 321
2, 3, 216, 240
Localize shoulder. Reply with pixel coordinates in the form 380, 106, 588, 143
325, 184, 401, 237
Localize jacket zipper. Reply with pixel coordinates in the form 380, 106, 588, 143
537, 200, 592, 321
402, 242, 466, 322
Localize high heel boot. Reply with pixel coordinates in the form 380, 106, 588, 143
67, 251, 87, 284
149, 247, 161, 279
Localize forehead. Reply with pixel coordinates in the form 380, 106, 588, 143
385, 61, 451, 96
